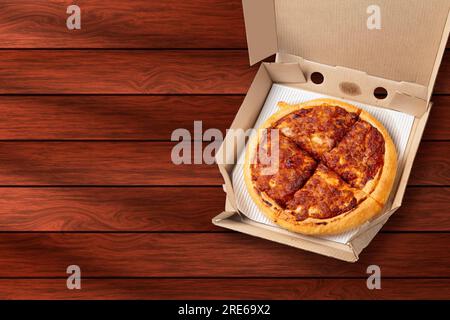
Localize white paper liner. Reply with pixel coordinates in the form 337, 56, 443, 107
232, 84, 415, 244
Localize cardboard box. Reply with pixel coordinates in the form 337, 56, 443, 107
213, 0, 450, 262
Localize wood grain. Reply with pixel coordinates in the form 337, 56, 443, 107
0, 279, 448, 300
0, 187, 224, 231
0, 94, 447, 140
387, 187, 450, 231
0, 50, 448, 94
435, 52, 450, 94
0, 95, 242, 140
0, 0, 448, 301
0, 233, 447, 277
0, 187, 447, 232
0, 141, 446, 186
0, 50, 255, 94
0, 142, 221, 185
0, 0, 447, 51
424, 96, 450, 140
409, 142, 450, 185
0, 0, 246, 49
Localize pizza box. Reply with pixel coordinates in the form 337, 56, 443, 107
213, 0, 450, 262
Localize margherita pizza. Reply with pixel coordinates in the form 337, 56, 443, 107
244, 98, 397, 235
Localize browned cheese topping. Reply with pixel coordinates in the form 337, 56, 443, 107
322, 120, 385, 189
251, 131, 317, 206
286, 164, 360, 220
250, 104, 385, 220
275, 105, 359, 159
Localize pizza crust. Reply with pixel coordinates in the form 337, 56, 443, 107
277, 98, 362, 118
245, 153, 383, 235
244, 131, 285, 221
243, 98, 397, 235
275, 195, 383, 235
359, 110, 398, 206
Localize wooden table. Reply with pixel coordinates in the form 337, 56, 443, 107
0, 0, 448, 299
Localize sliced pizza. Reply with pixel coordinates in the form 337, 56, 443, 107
274, 100, 359, 159
322, 112, 397, 204
273, 164, 382, 235
249, 129, 317, 207
286, 164, 366, 220
243, 98, 398, 235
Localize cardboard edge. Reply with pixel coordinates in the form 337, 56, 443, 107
392, 102, 433, 207
349, 219, 387, 256
243, 1, 450, 98
215, 64, 273, 209
242, 0, 278, 65
390, 92, 427, 117
427, 9, 450, 101
348, 206, 399, 243
263, 62, 306, 83
276, 53, 429, 116
212, 211, 358, 262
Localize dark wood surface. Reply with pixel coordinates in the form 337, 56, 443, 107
0, 187, 447, 232
0, 96, 242, 140
0, 95, 447, 140
0, 50, 447, 94
0, 0, 247, 49
0, 1, 448, 299
0, 141, 446, 185
0, 233, 448, 277
0, 279, 448, 300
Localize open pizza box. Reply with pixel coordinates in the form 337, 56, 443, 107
213, 0, 450, 262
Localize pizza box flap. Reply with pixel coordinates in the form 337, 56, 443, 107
242, 0, 450, 102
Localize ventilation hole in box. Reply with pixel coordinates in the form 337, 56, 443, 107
310, 72, 324, 84
374, 87, 388, 99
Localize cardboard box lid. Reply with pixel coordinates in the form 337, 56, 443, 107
242, 0, 450, 99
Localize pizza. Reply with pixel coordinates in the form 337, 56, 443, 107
244, 98, 397, 235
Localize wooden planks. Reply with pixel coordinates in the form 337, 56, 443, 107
0, 0, 448, 300
0, 95, 242, 140
0, 187, 225, 231
0, 279, 448, 300
0, 142, 220, 185
0, 50, 448, 94
424, 96, 450, 140
409, 142, 450, 185
0, 141, 446, 186
0, 0, 448, 51
0, 50, 255, 94
387, 187, 450, 231
0, 233, 447, 277
0, 94, 448, 140
435, 52, 450, 93
0, 187, 447, 232
0, 0, 247, 49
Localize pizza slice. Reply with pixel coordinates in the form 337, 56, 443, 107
248, 129, 317, 207
286, 164, 367, 220
322, 114, 397, 204
274, 99, 360, 159
275, 164, 382, 235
